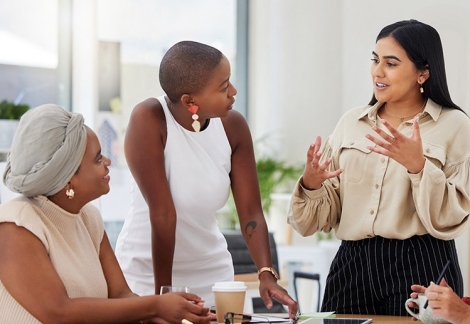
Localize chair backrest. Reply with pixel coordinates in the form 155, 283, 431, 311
222, 230, 279, 274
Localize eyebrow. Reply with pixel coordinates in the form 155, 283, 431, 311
372, 51, 401, 62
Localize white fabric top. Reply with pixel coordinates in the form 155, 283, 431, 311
0, 196, 107, 323
116, 95, 234, 307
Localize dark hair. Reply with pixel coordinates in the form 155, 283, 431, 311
368, 19, 462, 111
159, 41, 223, 103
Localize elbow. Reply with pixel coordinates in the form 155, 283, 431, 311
36, 311, 71, 324
288, 216, 315, 237
35, 300, 78, 324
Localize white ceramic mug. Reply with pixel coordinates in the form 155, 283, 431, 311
405, 293, 449, 324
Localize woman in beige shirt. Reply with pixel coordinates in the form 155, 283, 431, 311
288, 19, 470, 316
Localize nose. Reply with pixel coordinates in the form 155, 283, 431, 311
104, 155, 111, 167
371, 62, 384, 78
229, 82, 237, 97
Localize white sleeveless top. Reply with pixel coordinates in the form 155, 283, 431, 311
115, 95, 234, 307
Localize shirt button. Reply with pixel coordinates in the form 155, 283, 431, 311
375, 184, 379, 189
370, 210, 374, 215
426, 148, 431, 153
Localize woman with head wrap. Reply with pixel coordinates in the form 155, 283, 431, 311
0, 104, 211, 324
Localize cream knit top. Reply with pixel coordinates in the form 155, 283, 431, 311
0, 195, 108, 323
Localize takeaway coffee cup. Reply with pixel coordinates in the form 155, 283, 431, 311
212, 281, 247, 323
405, 293, 449, 324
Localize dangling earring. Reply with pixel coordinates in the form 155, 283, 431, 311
65, 183, 74, 199
420, 85, 424, 94
188, 105, 201, 132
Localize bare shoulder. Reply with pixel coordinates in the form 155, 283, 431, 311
129, 97, 165, 125
221, 109, 252, 148
125, 97, 167, 149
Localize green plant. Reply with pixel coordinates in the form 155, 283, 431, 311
0, 100, 29, 119
225, 154, 303, 229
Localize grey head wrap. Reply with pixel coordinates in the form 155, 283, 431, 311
3, 104, 87, 197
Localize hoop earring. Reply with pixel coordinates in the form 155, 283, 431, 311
66, 184, 75, 199
188, 105, 201, 132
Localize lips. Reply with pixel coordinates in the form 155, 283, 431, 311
228, 98, 235, 110
375, 82, 388, 89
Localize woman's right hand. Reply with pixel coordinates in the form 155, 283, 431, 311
301, 136, 343, 190
151, 293, 211, 324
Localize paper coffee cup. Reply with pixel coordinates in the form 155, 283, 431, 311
212, 281, 247, 323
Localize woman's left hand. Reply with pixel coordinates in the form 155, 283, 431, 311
259, 275, 298, 319
366, 117, 425, 174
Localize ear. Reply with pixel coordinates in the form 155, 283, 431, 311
418, 67, 430, 84
180, 94, 195, 108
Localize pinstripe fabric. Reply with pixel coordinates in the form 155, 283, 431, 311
321, 235, 463, 316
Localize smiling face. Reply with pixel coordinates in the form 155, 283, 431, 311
69, 127, 111, 203
192, 55, 237, 119
371, 36, 427, 105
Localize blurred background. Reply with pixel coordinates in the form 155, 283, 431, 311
1, 0, 470, 312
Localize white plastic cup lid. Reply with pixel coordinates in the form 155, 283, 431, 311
212, 281, 247, 292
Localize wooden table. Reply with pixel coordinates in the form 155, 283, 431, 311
337, 314, 411, 323
261, 313, 411, 323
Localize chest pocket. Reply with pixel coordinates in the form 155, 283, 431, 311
338, 138, 372, 183
422, 141, 446, 169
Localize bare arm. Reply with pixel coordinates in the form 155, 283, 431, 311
124, 98, 176, 293
0, 222, 211, 324
100, 231, 137, 298
223, 111, 298, 318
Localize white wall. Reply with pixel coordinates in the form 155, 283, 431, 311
248, 0, 342, 163
249, 0, 470, 294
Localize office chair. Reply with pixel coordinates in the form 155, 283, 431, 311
293, 271, 321, 312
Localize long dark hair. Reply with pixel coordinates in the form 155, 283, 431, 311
368, 20, 462, 112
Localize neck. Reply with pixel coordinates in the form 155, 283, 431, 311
48, 192, 84, 214
382, 98, 427, 122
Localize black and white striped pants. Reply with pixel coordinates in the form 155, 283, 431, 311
321, 235, 463, 316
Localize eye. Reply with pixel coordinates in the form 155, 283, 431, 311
387, 62, 397, 67
371, 58, 379, 64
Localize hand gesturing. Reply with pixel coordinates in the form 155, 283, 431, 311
366, 118, 425, 174
301, 136, 343, 190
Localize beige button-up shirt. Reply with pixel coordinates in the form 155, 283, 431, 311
288, 99, 470, 240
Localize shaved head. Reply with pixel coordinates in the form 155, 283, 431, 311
159, 41, 223, 102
